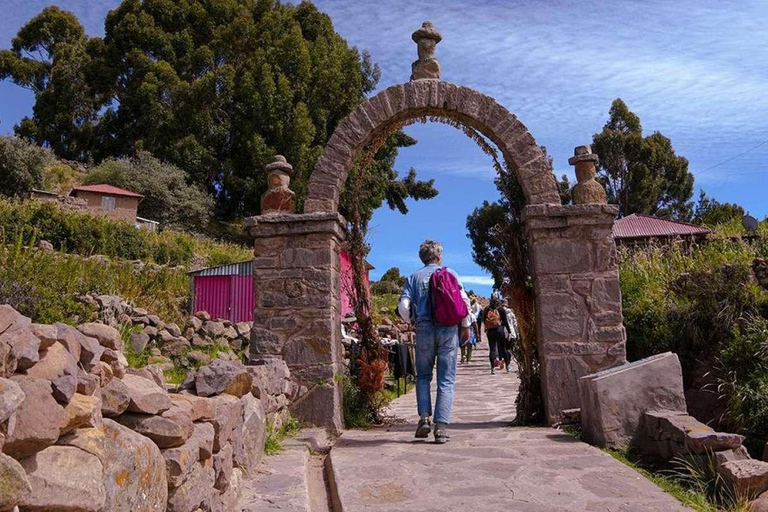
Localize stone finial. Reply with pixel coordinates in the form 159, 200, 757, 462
260, 155, 296, 215
410, 22, 442, 81
568, 145, 607, 205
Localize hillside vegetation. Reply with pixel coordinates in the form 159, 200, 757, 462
620, 219, 768, 455
0, 237, 188, 325
0, 199, 251, 267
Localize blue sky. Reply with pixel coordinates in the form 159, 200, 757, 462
2, 0, 767, 296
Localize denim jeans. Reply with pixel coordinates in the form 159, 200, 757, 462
415, 321, 458, 424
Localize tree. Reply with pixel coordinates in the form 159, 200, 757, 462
379, 267, 406, 286
84, 151, 214, 230
371, 266, 406, 295
2, 1, 426, 220
0, 136, 50, 197
0, 7, 101, 161
592, 99, 694, 219
692, 190, 745, 226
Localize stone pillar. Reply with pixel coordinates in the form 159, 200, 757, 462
523, 203, 626, 425
245, 212, 345, 432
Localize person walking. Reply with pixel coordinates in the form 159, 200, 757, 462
500, 299, 518, 373
480, 297, 513, 375
470, 298, 483, 345
398, 240, 472, 444
460, 314, 477, 363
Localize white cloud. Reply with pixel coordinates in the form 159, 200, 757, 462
459, 275, 495, 286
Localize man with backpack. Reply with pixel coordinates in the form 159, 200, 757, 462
398, 240, 471, 444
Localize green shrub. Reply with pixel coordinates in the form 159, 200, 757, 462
0, 136, 50, 198
341, 373, 377, 428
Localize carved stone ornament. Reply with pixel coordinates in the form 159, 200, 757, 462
260, 155, 296, 215
410, 21, 442, 81
569, 145, 607, 205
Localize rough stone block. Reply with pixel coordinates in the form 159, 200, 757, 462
4, 375, 65, 459
537, 293, 587, 342
116, 412, 191, 448
579, 352, 686, 448
59, 418, 167, 512
19, 445, 106, 511
715, 445, 751, 467
0, 452, 30, 511
290, 382, 341, 433
533, 239, 593, 275
640, 410, 744, 459
718, 459, 768, 499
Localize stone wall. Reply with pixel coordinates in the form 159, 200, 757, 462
246, 212, 345, 432
0, 304, 275, 512
523, 203, 626, 424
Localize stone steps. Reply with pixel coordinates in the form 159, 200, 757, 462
238, 428, 336, 512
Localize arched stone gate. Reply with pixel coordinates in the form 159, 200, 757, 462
246, 23, 626, 430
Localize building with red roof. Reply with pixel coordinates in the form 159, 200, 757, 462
612, 214, 711, 246
69, 184, 144, 223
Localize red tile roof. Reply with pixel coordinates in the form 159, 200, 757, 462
613, 214, 711, 240
70, 184, 144, 198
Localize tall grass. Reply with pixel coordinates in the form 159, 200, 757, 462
0, 235, 189, 324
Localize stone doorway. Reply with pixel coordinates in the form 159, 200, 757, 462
246, 23, 626, 430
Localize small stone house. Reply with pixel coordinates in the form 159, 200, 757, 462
69, 184, 144, 223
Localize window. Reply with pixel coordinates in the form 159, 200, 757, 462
101, 196, 116, 211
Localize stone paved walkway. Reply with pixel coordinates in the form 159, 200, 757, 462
329, 343, 691, 512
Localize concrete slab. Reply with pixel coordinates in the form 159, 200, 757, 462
239, 444, 310, 511
330, 344, 691, 511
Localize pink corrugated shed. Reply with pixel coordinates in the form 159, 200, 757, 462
613, 214, 711, 240
193, 275, 254, 324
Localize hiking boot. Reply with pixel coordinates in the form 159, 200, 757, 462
491, 368, 496, 375
415, 418, 432, 439
434, 424, 450, 444
505, 363, 510, 373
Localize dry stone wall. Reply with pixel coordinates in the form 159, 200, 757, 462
0, 304, 291, 512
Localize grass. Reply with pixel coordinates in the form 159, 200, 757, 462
0, 235, 189, 325
560, 426, 749, 511
163, 366, 189, 385
604, 446, 718, 512
264, 415, 301, 456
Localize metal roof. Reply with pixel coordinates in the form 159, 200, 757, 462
70, 184, 144, 198
188, 260, 253, 277
613, 214, 711, 240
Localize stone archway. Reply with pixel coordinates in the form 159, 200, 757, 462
246, 23, 626, 430
303, 80, 561, 214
